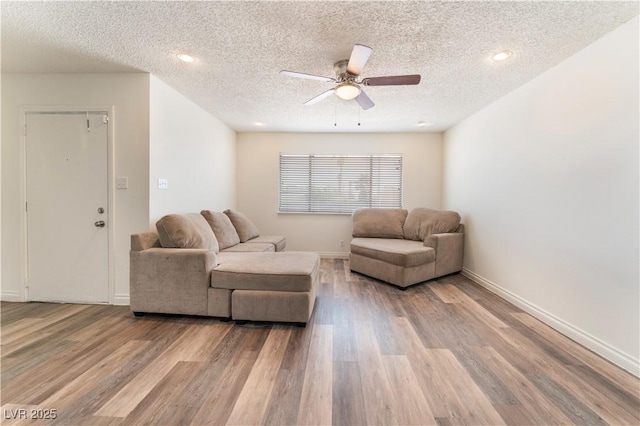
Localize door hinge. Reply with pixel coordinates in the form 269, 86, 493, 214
102, 115, 109, 124
25, 201, 28, 212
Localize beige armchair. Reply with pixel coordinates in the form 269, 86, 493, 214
349, 208, 464, 288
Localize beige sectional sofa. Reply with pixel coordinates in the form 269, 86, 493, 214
350, 208, 464, 288
130, 209, 318, 324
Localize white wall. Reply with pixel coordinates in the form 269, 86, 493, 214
443, 17, 639, 374
1, 73, 151, 304
236, 132, 442, 255
149, 76, 236, 223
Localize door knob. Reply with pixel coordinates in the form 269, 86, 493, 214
94, 220, 106, 228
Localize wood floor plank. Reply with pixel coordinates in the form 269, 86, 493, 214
2, 306, 118, 359
262, 369, 304, 425
332, 299, 359, 362
189, 349, 259, 425
187, 328, 270, 425
567, 364, 640, 423
297, 324, 333, 425
424, 347, 507, 425
1, 318, 47, 345
381, 354, 437, 425
1, 305, 90, 346
225, 326, 292, 425
489, 324, 640, 424
527, 371, 608, 425
512, 312, 640, 396
278, 325, 313, 371
95, 323, 231, 418
1, 319, 180, 405
471, 345, 575, 425
353, 319, 400, 425
390, 316, 506, 425
332, 361, 366, 426
2, 263, 638, 425
119, 361, 203, 426
431, 282, 509, 329
1, 338, 74, 385
39, 340, 151, 417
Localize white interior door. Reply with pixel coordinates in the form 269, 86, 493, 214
26, 111, 109, 303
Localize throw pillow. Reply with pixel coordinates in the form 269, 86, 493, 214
403, 208, 461, 241
156, 213, 219, 252
201, 210, 241, 250
352, 208, 408, 238
223, 209, 260, 242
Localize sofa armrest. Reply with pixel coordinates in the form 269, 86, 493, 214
424, 232, 464, 276
130, 248, 217, 316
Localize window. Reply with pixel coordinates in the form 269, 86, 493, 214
279, 154, 402, 213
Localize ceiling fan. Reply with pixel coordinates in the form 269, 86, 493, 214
280, 44, 421, 110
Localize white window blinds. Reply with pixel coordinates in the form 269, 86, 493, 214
279, 154, 403, 213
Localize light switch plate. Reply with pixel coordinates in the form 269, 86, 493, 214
116, 177, 128, 189
158, 178, 169, 190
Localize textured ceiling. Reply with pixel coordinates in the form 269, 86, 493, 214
2, 1, 638, 133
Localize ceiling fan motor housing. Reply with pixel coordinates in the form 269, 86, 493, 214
334, 59, 356, 82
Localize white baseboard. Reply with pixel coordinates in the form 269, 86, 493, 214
462, 268, 639, 378
1, 291, 23, 302
113, 294, 130, 306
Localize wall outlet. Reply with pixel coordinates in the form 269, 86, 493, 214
339, 240, 345, 248
158, 178, 169, 190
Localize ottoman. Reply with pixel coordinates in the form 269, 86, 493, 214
211, 252, 319, 324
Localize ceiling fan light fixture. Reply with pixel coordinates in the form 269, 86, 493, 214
335, 82, 361, 100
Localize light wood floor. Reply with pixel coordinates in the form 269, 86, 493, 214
1, 258, 639, 425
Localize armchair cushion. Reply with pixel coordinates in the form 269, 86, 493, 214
224, 209, 260, 242
201, 210, 241, 250
403, 208, 461, 241
351, 238, 435, 267
352, 208, 408, 239
156, 213, 219, 252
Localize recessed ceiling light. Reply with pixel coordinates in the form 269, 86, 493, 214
254, 122, 264, 126
177, 53, 195, 63
492, 50, 513, 62
417, 121, 429, 127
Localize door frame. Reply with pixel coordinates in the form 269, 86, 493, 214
20, 105, 116, 304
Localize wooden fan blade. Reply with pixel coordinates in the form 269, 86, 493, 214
362, 74, 421, 86
280, 70, 335, 82
346, 44, 373, 76
304, 88, 336, 105
355, 90, 375, 110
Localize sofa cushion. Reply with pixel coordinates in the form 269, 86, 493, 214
224, 209, 260, 242
201, 210, 241, 250
222, 242, 275, 252
352, 208, 408, 239
156, 213, 219, 252
245, 235, 286, 252
403, 208, 461, 241
350, 237, 435, 267
212, 252, 319, 292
